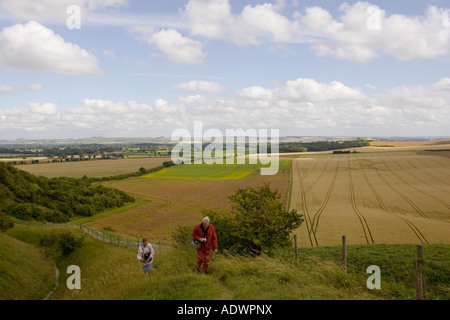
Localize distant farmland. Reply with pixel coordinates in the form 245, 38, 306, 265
87, 162, 292, 242
78, 150, 450, 246
14, 158, 169, 178
143, 159, 291, 180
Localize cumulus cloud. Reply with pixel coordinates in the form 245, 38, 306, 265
238, 78, 366, 102
237, 86, 274, 100
299, 2, 450, 62
1, 77, 448, 138
0, 0, 127, 24
27, 83, 44, 91
185, 0, 300, 46
130, 25, 205, 64
0, 21, 101, 74
172, 81, 226, 93
0, 85, 20, 94
184, 0, 450, 62
28, 102, 58, 115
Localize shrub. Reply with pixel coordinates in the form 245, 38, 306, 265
172, 225, 194, 246
58, 231, 84, 257
163, 161, 175, 167
39, 230, 84, 258
206, 183, 303, 256
0, 212, 14, 231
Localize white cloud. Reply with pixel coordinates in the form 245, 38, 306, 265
130, 26, 206, 64
300, 2, 450, 62
1, 78, 449, 138
185, 0, 231, 40
185, 0, 300, 46
0, 0, 127, 24
184, 0, 450, 62
27, 83, 44, 91
172, 81, 226, 93
238, 78, 366, 102
0, 21, 101, 74
237, 86, 274, 100
0, 85, 20, 94
28, 102, 58, 115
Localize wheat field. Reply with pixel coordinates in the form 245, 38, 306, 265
289, 152, 450, 247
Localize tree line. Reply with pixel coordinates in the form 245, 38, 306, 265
277, 140, 370, 153
0, 162, 135, 224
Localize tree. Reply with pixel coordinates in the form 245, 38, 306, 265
207, 183, 303, 255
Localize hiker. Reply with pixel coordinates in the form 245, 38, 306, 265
137, 237, 154, 274
192, 216, 218, 274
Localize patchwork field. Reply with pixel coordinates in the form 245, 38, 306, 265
143, 159, 291, 180
289, 152, 450, 247
87, 161, 292, 242
13, 158, 169, 178
16, 142, 449, 248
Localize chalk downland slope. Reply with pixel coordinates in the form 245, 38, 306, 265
0, 231, 55, 300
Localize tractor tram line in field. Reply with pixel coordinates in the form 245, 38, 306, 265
414, 156, 450, 179
388, 157, 450, 211
294, 160, 318, 247
406, 156, 450, 188
401, 156, 450, 195
304, 156, 331, 194
348, 158, 375, 245
310, 159, 341, 242
361, 170, 429, 244
375, 161, 435, 222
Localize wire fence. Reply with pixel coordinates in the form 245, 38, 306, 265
72, 223, 168, 252
13, 219, 167, 252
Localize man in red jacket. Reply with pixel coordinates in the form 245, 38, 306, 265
192, 216, 218, 274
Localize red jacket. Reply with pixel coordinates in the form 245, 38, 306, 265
192, 223, 218, 252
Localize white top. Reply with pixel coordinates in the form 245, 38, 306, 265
137, 243, 154, 262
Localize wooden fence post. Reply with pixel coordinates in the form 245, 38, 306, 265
342, 235, 347, 272
294, 234, 299, 259
414, 244, 426, 300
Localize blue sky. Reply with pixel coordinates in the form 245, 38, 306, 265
0, 0, 449, 139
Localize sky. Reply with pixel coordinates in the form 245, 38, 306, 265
0, 0, 449, 139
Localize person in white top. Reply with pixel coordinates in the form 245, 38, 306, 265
137, 237, 154, 274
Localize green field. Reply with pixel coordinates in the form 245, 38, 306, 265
144, 159, 291, 180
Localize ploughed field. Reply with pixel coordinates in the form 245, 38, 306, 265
289, 152, 450, 247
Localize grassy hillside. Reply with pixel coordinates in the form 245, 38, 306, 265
5, 224, 450, 300
0, 231, 55, 300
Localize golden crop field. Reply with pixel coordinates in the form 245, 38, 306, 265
289, 152, 450, 247
13, 158, 169, 178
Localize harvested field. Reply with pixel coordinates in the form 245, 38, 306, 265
13, 158, 169, 178
369, 140, 450, 147
87, 163, 291, 242
418, 151, 450, 159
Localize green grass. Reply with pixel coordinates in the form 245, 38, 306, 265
68, 200, 147, 225
4, 224, 449, 300
0, 231, 55, 300
144, 159, 291, 180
